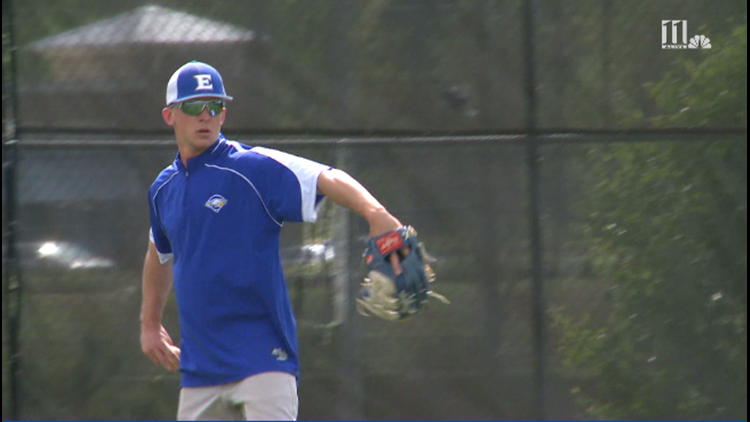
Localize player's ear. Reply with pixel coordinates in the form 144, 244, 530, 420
162, 107, 175, 126
220, 107, 226, 125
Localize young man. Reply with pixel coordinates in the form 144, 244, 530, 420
140, 61, 404, 420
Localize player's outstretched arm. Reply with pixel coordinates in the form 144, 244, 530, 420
318, 168, 448, 320
317, 168, 401, 236
140, 241, 181, 372
317, 168, 405, 274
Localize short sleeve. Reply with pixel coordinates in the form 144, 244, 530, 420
148, 188, 173, 264
250, 147, 330, 223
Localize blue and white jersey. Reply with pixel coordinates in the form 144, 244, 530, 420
148, 134, 330, 387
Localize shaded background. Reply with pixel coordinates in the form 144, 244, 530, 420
2, 0, 747, 420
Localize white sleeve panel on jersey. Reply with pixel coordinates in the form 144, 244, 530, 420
149, 228, 174, 264
250, 146, 331, 222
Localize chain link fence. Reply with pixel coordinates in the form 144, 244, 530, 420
3, 0, 747, 420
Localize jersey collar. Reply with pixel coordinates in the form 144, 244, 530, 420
175, 133, 227, 171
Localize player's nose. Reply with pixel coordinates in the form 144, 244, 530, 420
197, 106, 212, 120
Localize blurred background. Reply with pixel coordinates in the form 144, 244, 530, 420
2, 0, 746, 420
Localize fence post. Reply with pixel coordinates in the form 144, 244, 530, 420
524, 0, 548, 420
333, 140, 364, 420
2, 0, 23, 419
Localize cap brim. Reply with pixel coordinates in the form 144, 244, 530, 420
167, 94, 233, 106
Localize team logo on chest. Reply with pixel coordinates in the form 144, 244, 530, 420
205, 194, 228, 213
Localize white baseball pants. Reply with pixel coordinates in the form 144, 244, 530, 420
177, 371, 298, 421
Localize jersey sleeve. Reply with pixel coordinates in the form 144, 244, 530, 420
250, 147, 330, 223
148, 185, 174, 264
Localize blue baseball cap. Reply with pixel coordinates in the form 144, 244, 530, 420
165, 61, 233, 106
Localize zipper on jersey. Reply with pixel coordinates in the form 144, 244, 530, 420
183, 168, 189, 211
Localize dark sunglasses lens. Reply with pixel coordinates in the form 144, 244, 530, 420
180, 100, 223, 116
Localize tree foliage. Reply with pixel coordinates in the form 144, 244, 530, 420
554, 21, 747, 420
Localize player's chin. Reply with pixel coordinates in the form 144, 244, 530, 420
194, 130, 218, 143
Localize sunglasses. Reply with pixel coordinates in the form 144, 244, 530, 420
172, 99, 225, 116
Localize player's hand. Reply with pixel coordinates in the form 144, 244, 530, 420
357, 225, 448, 321
367, 211, 406, 276
140, 323, 181, 372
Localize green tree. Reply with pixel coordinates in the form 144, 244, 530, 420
554, 22, 747, 420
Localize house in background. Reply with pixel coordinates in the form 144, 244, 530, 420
20, 5, 269, 131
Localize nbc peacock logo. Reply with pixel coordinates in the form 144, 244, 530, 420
688, 35, 712, 49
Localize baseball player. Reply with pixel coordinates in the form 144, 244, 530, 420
139, 61, 406, 420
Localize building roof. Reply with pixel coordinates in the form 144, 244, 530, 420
29, 5, 255, 50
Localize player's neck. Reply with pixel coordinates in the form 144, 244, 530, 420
177, 143, 212, 168
176, 136, 218, 167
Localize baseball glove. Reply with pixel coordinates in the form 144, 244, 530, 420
357, 226, 449, 321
